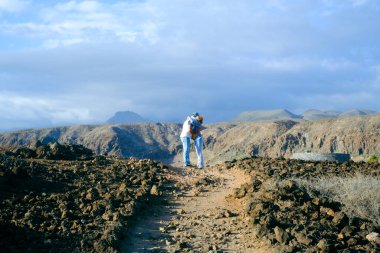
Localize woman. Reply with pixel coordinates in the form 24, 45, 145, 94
191, 115, 204, 169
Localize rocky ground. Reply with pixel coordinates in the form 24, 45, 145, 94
227, 157, 380, 252
1, 143, 380, 252
122, 166, 274, 253
0, 143, 166, 252
121, 158, 380, 253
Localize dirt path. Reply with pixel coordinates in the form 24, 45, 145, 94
121, 166, 275, 252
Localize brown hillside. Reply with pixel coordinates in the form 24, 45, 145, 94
0, 115, 379, 165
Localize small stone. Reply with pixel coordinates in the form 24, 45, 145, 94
317, 239, 330, 251
274, 226, 289, 244
347, 238, 357, 246
85, 192, 92, 200
101, 212, 112, 221
332, 212, 348, 228
295, 232, 311, 245
118, 183, 127, 192
24, 211, 31, 219
366, 232, 380, 244
150, 185, 159, 196
340, 226, 354, 237
312, 197, 320, 206
61, 211, 67, 219
253, 224, 269, 239
311, 211, 319, 220
112, 212, 121, 222
70, 221, 79, 230
177, 209, 186, 215
327, 209, 335, 216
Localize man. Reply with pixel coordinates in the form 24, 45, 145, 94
180, 112, 205, 168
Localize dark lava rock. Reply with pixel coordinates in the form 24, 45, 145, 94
9, 142, 94, 161
217, 156, 380, 253
0, 150, 166, 252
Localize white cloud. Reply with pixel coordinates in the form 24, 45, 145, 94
258, 58, 313, 72
141, 20, 159, 44
350, 0, 369, 7
2, 0, 160, 48
43, 38, 86, 48
291, 92, 377, 112
0, 93, 93, 124
77, 0, 100, 12
320, 59, 356, 71
54, 0, 100, 13
0, 0, 27, 12
116, 31, 137, 43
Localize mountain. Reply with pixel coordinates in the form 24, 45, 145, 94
302, 109, 379, 120
106, 111, 149, 124
338, 109, 379, 118
229, 109, 302, 122
1, 115, 379, 166
302, 109, 341, 120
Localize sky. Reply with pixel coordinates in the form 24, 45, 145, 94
1, 0, 380, 131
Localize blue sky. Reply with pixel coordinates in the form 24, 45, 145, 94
1, 0, 380, 131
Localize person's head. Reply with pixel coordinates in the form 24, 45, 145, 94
192, 112, 199, 117
196, 115, 203, 124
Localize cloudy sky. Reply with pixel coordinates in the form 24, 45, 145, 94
1, 0, 379, 131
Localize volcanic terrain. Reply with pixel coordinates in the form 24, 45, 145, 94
0, 115, 380, 252
1, 142, 379, 252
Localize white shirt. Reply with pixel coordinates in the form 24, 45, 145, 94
180, 118, 191, 138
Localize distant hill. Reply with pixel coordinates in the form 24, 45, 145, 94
231, 109, 380, 122
229, 109, 302, 122
0, 115, 380, 166
302, 109, 379, 120
338, 109, 379, 118
106, 111, 149, 124
302, 109, 341, 120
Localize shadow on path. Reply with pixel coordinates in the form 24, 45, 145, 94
120, 166, 184, 252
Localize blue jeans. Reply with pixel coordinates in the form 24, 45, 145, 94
181, 137, 190, 166
194, 135, 204, 168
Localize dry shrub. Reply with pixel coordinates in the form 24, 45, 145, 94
296, 174, 380, 226
368, 155, 379, 163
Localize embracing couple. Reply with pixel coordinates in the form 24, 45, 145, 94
180, 112, 205, 169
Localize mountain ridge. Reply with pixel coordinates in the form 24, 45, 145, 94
230, 108, 379, 122
1, 115, 379, 165
229, 109, 302, 122
106, 111, 149, 124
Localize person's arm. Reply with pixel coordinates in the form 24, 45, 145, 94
188, 124, 193, 134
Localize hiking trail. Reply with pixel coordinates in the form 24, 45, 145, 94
121, 165, 275, 252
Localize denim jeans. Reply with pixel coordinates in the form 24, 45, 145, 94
181, 137, 191, 166
194, 135, 204, 168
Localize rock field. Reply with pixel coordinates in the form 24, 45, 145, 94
0, 143, 166, 252
122, 158, 380, 253
1, 143, 379, 252
227, 157, 380, 252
